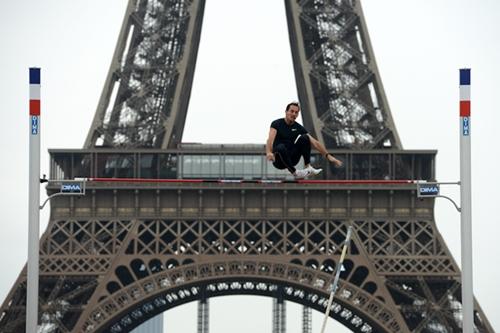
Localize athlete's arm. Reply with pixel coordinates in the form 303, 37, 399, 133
266, 128, 277, 161
307, 134, 343, 167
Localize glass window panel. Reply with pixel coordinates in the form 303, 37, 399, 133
414, 154, 434, 180
251, 156, 263, 177
395, 154, 413, 180
352, 155, 369, 180
140, 154, 157, 178
159, 154, 177, 178
200, 156, 207, 176
192, 155, 203, 176
180, 154, 222, 178
73, 153, 92, 179
325, 153, 346, 180
51, 153, 71, 180
182, 155, 193, 177
117, 155, 135, 178
223, 155, 234, 177
97, 154, 117, 178
234, 155, 244, 176
209, 155, 221, 177
236, 156, 243, 175
370, 154, 390, 180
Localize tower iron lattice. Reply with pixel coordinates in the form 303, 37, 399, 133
0, 1, 494, 333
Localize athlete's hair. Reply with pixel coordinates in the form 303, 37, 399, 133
286, 101, 300, 111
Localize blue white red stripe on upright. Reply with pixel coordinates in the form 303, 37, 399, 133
29, 68, 40, 135
459, 69, 470, 136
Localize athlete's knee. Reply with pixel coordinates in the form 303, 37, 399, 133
272, 161, 287, 170
296, 134, 311, 147
274, 143, 287, 154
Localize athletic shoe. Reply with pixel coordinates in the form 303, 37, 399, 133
305, 165, 322, 176
293, 168, 311, 179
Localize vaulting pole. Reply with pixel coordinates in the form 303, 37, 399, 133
27, 67, 41, 333
319, 226, 352, 333
459, 68, 473, 333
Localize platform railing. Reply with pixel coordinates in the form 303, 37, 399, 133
49, 148, 436, 181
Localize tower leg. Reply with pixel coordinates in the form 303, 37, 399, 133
302, 306, 311, 333
272, 297, 286, 333
197, 298, 209, 333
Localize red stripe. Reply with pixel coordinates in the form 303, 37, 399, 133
89, 178, 204, 183
30, 100, 40, 116
460, 100, 470, 117
296, 179, 413, 184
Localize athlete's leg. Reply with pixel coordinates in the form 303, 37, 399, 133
293, 134, 322, 176
273, 143, 297, 174
294, 134, 311, 166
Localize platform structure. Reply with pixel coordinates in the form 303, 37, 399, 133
0, 147, 493, 332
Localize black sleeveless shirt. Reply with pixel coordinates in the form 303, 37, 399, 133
270, 118, 308, 149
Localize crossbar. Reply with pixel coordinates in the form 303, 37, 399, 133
78, 177, 415, 185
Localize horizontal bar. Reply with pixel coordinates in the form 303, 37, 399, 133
416, 181, 460, 186
80, 177, 415, 185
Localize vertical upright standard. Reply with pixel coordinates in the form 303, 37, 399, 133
27, 68, 41, 333
459, 68, 473, 333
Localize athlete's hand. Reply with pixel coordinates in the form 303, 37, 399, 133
327, 154, 343, 167
266, 152, 275, 162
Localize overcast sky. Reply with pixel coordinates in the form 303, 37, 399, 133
0, 1, 499, 332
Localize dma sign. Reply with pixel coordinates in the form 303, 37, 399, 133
417, 183, 440, 197
60, 183, 84, 194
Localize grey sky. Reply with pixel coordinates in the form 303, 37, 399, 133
0, 0, 499, 332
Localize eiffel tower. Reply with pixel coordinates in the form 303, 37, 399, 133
0, 0, 495, 332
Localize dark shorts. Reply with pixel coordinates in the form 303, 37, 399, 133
272, 134, 311, 172
272, 143, 302, 169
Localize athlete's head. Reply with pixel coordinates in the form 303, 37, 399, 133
285, 102, 300, 124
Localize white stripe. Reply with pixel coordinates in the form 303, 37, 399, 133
29, 84, 40, 100
460, 85, 470, 101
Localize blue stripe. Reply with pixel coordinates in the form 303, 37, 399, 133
29, 68, 40, 84
460, 68, 470, 85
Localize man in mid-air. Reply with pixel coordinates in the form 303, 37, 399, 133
266, 102, 343, 178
